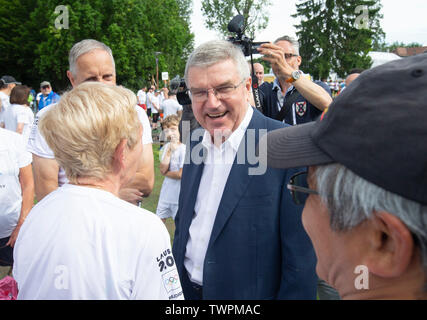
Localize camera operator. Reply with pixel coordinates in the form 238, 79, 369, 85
171, 76, 201, 144
258, 36, 332, 125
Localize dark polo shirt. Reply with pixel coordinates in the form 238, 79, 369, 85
259, 78, 331, 125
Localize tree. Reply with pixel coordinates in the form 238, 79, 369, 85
292, 0, 385, 79
292, 0, 334, 80
0, 0, 194, 91
0, 0, 43, 89
201, 0, 272, 39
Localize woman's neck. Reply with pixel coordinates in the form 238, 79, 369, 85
72, 176, 120, 197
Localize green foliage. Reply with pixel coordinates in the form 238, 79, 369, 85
201, 0, 272, 39
0, 0, 194, 91
292, 0, 385, 79
0, 0, 40, 88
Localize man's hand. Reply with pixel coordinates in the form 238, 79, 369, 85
257, 42, 332, 112
258, 43, 294, 82
118, 187, 144, 205
6, 223, 23, 248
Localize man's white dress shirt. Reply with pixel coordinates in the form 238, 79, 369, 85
184, 106, 253, 285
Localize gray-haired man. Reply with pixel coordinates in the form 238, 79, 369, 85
261, 53, 427, 299
258, 36, 332, 125
172, 39, 317, 300
28, 39, 154, 204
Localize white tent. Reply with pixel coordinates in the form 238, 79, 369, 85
368, 51, 402, 68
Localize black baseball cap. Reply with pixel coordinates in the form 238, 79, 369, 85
0, 75, 21, 85
260, 53, 427, 205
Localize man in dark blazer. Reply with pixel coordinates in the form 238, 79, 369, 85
172, 40, 317, 300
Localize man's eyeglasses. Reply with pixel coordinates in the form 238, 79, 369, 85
284, 53, 298, 60
42, 85, 50, 90
189, 79, 245, 102
287, 171, 318, 205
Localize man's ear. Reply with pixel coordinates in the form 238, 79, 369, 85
246, 76, 252, 90
245, 77, 252, 100
112, 139, 128, 173
296, 55, 302, 68
66, 70, 76, 87
365, 211, 414, 278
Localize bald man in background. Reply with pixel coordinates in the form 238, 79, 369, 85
252, 62, 265, 86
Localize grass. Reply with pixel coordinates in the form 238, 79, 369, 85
0, 266, 12, 279
141, 143, 176, 243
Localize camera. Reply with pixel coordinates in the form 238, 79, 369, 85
227, 15, 268, 57
171, 76, 191, 107
173, 15, 267, 113
170, 75, 201, 142
227, 14, 266, 113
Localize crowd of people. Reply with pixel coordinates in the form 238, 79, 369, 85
136, 84, 183, 135
0, 35, 426, 301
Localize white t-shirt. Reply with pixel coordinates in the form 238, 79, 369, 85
0, 128, 32, 238
13, 184, 184, 300
0, 91, 10, 125
159, 92, 166, 105
136, 90, 146, 105
158, 143, 186, 205
146, 92, 153, 110
27, 103, 153, 187
134, 105, 153, 144
161, 98, 183, 118
150, 94, 160, 113
148, 94, 160, 114
4, 104, 34, 145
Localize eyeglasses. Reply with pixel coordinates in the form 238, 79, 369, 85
284, 53, 298, 60
287, 171, 319, 205
189, 79, 245, 102
42, 85, 50, 89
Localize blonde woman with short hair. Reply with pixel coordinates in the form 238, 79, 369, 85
13, 82, 183, 300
